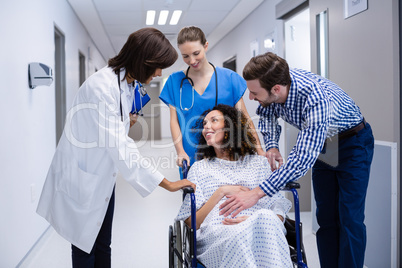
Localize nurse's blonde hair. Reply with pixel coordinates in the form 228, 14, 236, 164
177, 26, 207, 46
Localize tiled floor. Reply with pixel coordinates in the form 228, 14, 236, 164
19, 139, 319, 268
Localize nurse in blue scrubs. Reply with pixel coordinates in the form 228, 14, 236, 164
160, 26, 264, 172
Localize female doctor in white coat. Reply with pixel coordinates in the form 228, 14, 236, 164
36, 28, 195, 267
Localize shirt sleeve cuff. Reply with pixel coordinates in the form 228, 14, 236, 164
265, 140, 279, 151
259, 179, 280, 198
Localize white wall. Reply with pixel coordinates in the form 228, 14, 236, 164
0, 0, 106, 266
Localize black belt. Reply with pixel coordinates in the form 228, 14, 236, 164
338, 118, 366, 140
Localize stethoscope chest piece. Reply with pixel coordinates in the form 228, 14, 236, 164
179, 62, 218, 111
179, 75, 195, 111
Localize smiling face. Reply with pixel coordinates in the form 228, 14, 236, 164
247, 79, 285, 107
178, 41, 208, 70
202, 110, 226, 148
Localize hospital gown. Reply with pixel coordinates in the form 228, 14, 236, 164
176, 155, 293, 267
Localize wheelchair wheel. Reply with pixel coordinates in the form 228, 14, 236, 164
173, 221, 183, 268
182, 224, 190, 266
285, 217, 308, 267
169, 225, 174, 268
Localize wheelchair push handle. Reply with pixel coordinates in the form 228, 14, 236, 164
182, 187, 194, 194
283, 181, 300, 190
182, 159, 189, 179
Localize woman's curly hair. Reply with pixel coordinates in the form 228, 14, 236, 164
193, 104, 257, 161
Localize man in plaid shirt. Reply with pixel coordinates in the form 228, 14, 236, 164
219, 52, 374, 268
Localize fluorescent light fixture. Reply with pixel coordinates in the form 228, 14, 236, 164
169, 10, 182, 25
146, 10, 156, 25
158, 10, 169, 25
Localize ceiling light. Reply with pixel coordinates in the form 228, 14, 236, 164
146, 10, 156, 25
169, 10, 182, 25
158, 10, 169, 25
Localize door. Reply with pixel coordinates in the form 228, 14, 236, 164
283, 8, 312, 212
54, 27, 66, 145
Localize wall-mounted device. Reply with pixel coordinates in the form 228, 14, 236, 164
28, 62, 53, 89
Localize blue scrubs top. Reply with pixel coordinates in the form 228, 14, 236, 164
159, 66, 247, 166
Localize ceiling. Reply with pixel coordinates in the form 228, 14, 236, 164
67, 0, 264, 70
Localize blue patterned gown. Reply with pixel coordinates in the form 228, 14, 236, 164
176, 155, 293, 267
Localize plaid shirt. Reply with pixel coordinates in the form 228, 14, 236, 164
257, 69, 363, 197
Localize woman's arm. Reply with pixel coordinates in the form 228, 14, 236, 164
159, 178, 196, 192
129, 113, 138, 127
269, 193, 292, 222
222, 214, 284, 225
185, 186, 250, 229
235, 98, 265, 156
184, 187, 224, 229
169, 105, 190, 167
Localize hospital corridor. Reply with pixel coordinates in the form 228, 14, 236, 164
1, 0, 401, 267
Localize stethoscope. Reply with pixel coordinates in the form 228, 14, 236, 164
179, 62, 218, 111
117, 71, 148, 121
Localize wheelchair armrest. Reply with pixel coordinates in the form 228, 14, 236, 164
283, 181, 300, 190
182, 187, 194, 194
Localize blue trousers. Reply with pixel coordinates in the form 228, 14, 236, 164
71, 188, 115, 268
312, 123, 374, 268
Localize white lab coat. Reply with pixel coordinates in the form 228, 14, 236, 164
37, 66, 164, 253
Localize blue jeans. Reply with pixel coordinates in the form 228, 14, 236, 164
71, 188, 115, 268
312, 123, 374, 268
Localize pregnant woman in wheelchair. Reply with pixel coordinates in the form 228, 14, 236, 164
176, 104, 293, 267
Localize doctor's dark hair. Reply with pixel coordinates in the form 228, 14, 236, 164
243, 52, 291, 94
193, 104, 256, 161
177, 26, 207, 46
108, 27, 178, 83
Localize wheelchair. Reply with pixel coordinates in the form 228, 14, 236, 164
168, 161, 308, 268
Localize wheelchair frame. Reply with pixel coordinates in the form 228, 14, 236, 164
169, 161, 308, 268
